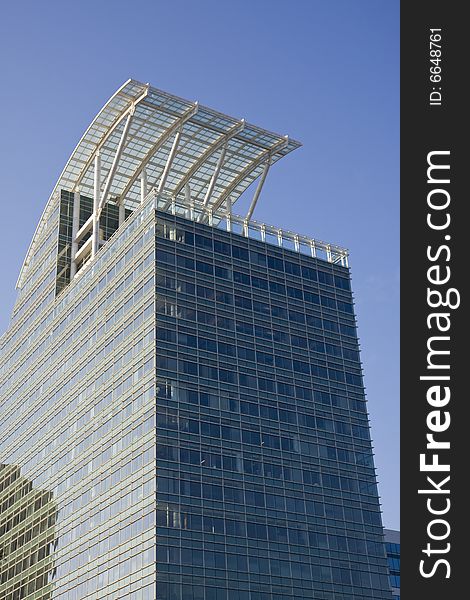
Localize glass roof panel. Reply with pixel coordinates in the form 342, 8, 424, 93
17, 79, 301, 288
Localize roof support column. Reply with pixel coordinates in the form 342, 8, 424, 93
184, 184, 193, 220
73, 84, 149, 193
140, 169, 148, 204
202, 143, 228, 207
92, 153, 101, 257
99, 108, 134, 215
245, 159, 271, 222
225, 196, 232, 232
225, 196, 232, 217
184, 183, 191, 205
158, 128, 182, 193
172, 119, 244, 200
119, 200, 126, 226
120, 102, 198, 206
70, 190, 81, 278
213, 135, 289, 217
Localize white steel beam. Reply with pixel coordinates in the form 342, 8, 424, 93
212, 136, 289, 216
98, 107, 135, 216
119, 102, 198, 202
184, 183, 191, 204
74, 236, 92, 265
73, 85, 149, 191
245, 158, 271, 221
157, 128, 182, 193
172, 119, 245, 198
92, 153, 101, 257
226, 195, 232, 217
70, 190, 81, 278
119, 200, 125, 226
202, 142, 228, 207
140, 169, 147, 204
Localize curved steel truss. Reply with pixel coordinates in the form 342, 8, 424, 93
18, 79, 301, 288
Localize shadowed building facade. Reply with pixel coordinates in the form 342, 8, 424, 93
0, 80, 391, 599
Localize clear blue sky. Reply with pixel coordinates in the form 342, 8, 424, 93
0, 0, 399, 528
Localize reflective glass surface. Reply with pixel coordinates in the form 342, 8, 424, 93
154, 211, 391, 600
1, 195, 392, 599
1, 198, 157, 599
384, 533, 400, 599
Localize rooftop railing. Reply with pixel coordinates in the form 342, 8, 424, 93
151, 190, 349, 267
63, 186, 350, 292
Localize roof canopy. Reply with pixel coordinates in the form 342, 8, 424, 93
18, 79, 301, 288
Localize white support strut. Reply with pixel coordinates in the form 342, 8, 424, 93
17, 81, 303, 291
98, 107, 135, 216
73, 84, 149, 192
92, 153, 101, 257
202, 142, 228, 207
212, 136, 289, 216
172, 119, 245, 199
158, 128, 182, 193
184, 183, 191, 204
70, 190, 81, 278
119, 200, 126, 226
119, 102, 198, 203
245, 158, 271, 221
140, 169, 148, 204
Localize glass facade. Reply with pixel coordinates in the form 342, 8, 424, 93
1, 198, 157, 599
1, 190, 392, 599
56, 191, 132, 295
154, 209, 391, 600
384, 529, 400, 598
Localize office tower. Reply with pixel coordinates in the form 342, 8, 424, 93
384, 529, 400, 598
0, 80, 392, 599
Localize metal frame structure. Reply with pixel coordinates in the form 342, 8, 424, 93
18, 79, 302, 287
150, 191, 349, 267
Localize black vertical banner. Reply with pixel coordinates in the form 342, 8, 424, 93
401, 2, 467, 598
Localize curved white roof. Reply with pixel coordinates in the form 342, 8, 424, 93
18, 79, 301, 288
